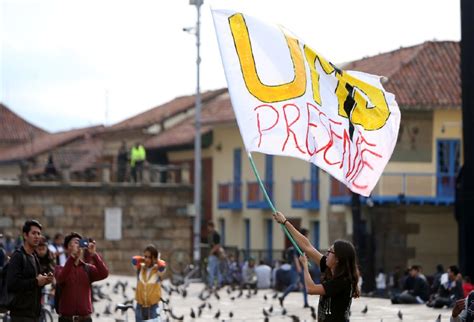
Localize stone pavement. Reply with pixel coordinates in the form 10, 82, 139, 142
86, 275, 453, 322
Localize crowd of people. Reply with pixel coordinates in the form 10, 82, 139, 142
2, 217, 473, 322
0, 220, 109, 322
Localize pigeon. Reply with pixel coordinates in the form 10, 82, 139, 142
397, 309, 403, 320
169, 309, 184, 321
264, 318, 269, 322
263, 308, 269, 317
230, 296, 236, 301
272, 292, 278, 299
253, 287, 258, 295
282, 308, 287, 315
229, 311, 233, 318
103, 302, 112, 315
435, 314, 441, 322
214, 309, 221, 319
214, 290, 220, 300
198, 303, 206, 310
237, 289, 243, 298
268, 305, 273, 313
190, 308, 196, 319
264, 294, 268, 301
361, 305, 368, 314
208, 302, 212, 310
182, 289, 187, 298
198, 308, 203, 317
278, 296, 284, 307
311, 309, 317, 320
289, 314, 300, 322
226, 287, 232, 294
161, 297, 170, 304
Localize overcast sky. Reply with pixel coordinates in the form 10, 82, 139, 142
0, 0, 461, 132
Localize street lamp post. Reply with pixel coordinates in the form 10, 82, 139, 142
190, 0, 203, 266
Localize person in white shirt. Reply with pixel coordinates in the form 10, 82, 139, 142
376, 268, 387, 297
255, 260, 272, 289
48, 233, 66, 266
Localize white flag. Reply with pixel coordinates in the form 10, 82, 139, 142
212, 9, 401, 197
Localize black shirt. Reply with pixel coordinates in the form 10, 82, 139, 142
318, 256, 352, 322
6, 247, 42, 318
208, 231, 221, 255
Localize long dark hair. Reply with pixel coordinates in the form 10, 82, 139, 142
323, 239, 360, 298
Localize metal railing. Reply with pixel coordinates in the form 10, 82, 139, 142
246, 181, 273, 208
330, 172, 456, 205
217, 182, 242, 209
291, 179, 319, 209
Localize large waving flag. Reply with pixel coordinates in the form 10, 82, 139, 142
212, 9, 401, 197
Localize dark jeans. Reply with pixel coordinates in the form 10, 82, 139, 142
131, 161, 144, 182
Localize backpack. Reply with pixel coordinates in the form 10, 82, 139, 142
54, 263, 90, 314
0, 250, 28, 313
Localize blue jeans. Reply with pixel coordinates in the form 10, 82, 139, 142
281, 269, 299, 299
135, 303, 158, 322
207, 255, 223, 288
299, 271, 309, 306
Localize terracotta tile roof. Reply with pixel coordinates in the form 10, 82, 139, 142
343, 41, 460, 109
28, 138, 103, 175
109, 88, 228, 131
146, 41, 461, 149
144, 91, 234, 149
0, 103, 47, 143
0, 125, 104, 163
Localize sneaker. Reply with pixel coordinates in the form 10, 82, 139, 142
303, 304, 310, 308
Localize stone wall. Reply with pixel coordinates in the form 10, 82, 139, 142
0, 183, 193, 274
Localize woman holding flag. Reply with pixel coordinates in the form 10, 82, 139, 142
273, 211, 360, 322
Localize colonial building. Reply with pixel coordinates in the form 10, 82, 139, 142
144, 41, 461, 277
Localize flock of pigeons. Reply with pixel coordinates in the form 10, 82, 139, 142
88, 279, 447, 322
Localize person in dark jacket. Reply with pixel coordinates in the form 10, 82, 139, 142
7, 220, 53, 322
391, 265, 429, 304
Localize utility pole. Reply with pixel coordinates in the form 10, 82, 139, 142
190, 0, 203, 266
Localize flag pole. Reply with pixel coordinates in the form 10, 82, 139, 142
247, 152, 304, 257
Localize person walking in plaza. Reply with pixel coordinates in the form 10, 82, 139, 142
273, 211, 360, 322
207, 221, 223, 289
132, 244, 166, 322
55, 232, 109, 322
279, 237, 307, 307
7, 220, 53, 322
130, 142, 146, 183
48, 233, 66, 267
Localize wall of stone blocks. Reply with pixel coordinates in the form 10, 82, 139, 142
0, 184, 193, 275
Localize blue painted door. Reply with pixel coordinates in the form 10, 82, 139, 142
436, 140, 461, 197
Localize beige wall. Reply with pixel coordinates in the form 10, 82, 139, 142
210, 124, 331, 252
406, 210, 458, 271
0, 164, 21, 180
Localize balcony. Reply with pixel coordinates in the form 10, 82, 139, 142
291, 179, 320, 209
247, 181, 273, 209
217, 182, 242, 209
329, 172, 456, 206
